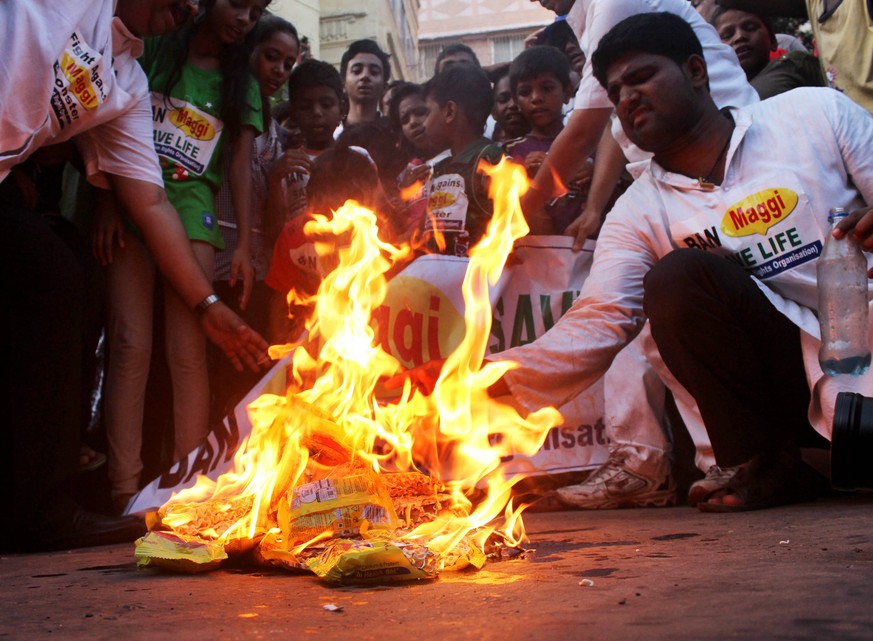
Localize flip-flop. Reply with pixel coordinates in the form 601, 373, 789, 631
697, 456, 824, 513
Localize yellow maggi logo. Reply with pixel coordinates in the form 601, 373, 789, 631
61, 53, 99, 110
169, 108, 216, 141
429, 191, 456, 209
721, 188, 798, 237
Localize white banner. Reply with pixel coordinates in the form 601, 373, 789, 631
126, 237, 608, 514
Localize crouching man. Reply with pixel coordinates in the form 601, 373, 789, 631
491, 11, 873, 511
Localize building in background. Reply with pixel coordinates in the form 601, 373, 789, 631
418, 0, 554, 79
270, 0, 323, 60
269, 0, 554, 83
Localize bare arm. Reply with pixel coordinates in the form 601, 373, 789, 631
565, 128, 627, 250
521, 107, 612, 232
108, 174, 268, 371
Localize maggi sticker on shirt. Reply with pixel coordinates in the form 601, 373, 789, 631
150, 93, 223, 177
425, 173, 469, 233
721, 188, 798, 237
51, 31, 109, 129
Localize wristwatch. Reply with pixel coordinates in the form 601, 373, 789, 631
194, 293, 221, 316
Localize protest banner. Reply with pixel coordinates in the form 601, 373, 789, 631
126, 237, 608, 514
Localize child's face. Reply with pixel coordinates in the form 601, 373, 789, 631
714, 10, 773, 78
514, 72, 568, 134
398, 94, 430, 152
344, 53, 387, 106
423, 95, 451, 151
207, 0, 269, 45
293, 85, 342, 148
492, 75, 527, 138
251, 31, 299, 98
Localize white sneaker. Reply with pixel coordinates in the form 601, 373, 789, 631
556, 452, 676, 509
687, 465, 739, 507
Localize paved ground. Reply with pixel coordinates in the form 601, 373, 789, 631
3, 494, 873, 641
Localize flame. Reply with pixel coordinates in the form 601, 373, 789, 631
156, 158, 562, 572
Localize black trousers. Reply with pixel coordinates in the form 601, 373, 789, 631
643, 249, 827, 467
1, 185, 84, 536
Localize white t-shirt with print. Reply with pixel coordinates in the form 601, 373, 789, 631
500, 88, 873, 440
0, 0, 162, 188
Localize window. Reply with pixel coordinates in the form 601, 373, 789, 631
491, 34, 525, 64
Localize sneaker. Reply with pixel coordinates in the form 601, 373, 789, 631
687, 465, 739, 507
556, 452, 677, 509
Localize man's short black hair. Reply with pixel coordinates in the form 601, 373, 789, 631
434, 43, 481, 74
509, 46, 571, 95
288, 59, 343, 105
591, 12, 704, 89
424, 65, 494, 133
340, 39, 392, 81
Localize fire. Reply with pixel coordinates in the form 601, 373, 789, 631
137, 158, 563, 579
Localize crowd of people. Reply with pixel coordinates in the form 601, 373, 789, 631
2, 0, 872, 552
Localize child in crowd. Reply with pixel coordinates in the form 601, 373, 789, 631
390, 83, 442, 239
502, 46, 586, 234
709, 7, 826, 99
281, 59, 345, 219
210, 14, 299, 419
339, 40, 391, 131
490, 66, 530, 143
266, 145, 392, 343
420, 65, 503, 257
94, 0, 268, 514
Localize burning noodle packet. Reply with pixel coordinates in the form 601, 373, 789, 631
277, 471, 398, 544
309, 537, 439, 584
134, 531, 228, 573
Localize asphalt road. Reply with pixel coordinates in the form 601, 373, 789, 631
3, 495, 872, 641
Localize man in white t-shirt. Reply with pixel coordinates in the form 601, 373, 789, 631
523, 0, 756, 510
0, 0, 269, 552
492, 12, 873, 512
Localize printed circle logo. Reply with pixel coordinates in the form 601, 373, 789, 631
721, 188, 798, 237
169, 107, 216, 140
61, 53, 99, 110
376, 276, 466, 369
428, 191, 457, 210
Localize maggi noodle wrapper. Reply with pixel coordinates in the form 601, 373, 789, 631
277, 472, 398, 544
134, 531, 227, 573
309, 538, 438, 584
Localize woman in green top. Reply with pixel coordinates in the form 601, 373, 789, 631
95, 0, 270, 514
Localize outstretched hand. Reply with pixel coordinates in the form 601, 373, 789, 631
200, 301, 270, 372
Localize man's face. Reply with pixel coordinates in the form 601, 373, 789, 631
605, 52, 703, 153
534, 0, 576, 16
344, 53, 387, 106
116, 0, 198, 37
714, 10, 774, 78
